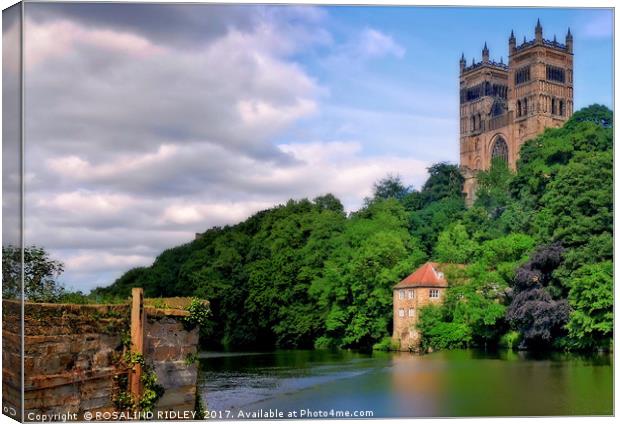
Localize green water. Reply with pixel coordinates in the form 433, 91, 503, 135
198, 349, 613, 418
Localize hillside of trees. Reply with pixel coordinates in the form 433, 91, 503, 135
73, 105, 613, 352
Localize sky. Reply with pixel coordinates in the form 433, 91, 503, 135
2, 4, 613, 291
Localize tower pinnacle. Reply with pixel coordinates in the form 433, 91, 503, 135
566, 27, 573, 53
535, 18, 543, 42
482, 42, 489, 62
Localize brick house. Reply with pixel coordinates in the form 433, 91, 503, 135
392, 262, 449, 351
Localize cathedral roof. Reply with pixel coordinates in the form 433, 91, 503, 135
393, 262, 450, 289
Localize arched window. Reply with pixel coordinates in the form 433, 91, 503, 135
517, 100, 522, 117
523, 98, 528, 116
551, 98, 557, 115
471, 116, 475, 131
559, 100, 565, 116
477, 114, 482, 131
491, 137, 509, 163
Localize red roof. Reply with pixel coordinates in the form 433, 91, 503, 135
394, 262, 449, 289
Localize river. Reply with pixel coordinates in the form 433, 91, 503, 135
197, 349, 612, 418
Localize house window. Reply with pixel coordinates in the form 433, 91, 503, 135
408, 308, 415, 317
398, 308, 405, 318
430, 289, 440, 299
399, 290, 405, 300
407, 289, 414, 299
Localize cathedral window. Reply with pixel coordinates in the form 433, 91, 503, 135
551, 98, 557, 115
491, 137, 509, 163
517, 100, 522, 117
515, 66, 531, 85
523, 98, 528, 116
559, 100, 565, 116
546, 65, 565, 83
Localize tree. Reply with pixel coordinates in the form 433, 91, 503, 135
565, 103, 612, 129
506, 288, 570, 347
410, 197, 466, 255
369, 174, 412, 203
535, 151, 612, 249
566, 261, 613, 350
313, 193, 345, 214
417, 304, 472, 350
310, 199, 425, 349
2, 245, 66, 302
474, 157, 513, 215
433, 223, 476, 264
420, 163, 464, 205
506, 244, 570, 348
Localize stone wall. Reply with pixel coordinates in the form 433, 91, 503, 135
145, 311, 199, 414
2, 299, 200, 421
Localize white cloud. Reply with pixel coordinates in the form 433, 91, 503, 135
160, 201, 275, 226
357, 28, 406, 59
322, 27, 406, 69
20, 9, 428, 292
24, 16, 323, 162
63, 252, 154, 274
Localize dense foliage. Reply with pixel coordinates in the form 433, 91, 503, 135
75, 105, 613, 351
418, 104, 613, 351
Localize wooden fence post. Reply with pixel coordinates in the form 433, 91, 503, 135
130, 288, 145, 402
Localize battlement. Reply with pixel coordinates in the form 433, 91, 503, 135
514, 37, 569, 53
461, 59, 508, 75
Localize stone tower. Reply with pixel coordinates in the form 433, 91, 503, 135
460, 20, 574, 204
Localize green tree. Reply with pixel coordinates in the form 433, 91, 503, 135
369, 174, 412, 203
535, 151, 612, 249
420, 163, 464, 204
566, 261, 613, 350
410, 197, 466, 255
433, 223, 476, 263
474, 157, 513, 214
310, 199, 425, 349
417, 304, 472, 350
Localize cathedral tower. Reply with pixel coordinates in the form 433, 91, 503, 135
460, 20, 574, 204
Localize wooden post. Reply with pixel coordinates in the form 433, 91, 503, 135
130, 288, 145, 401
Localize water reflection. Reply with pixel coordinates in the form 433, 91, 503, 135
198, 349, 612, 418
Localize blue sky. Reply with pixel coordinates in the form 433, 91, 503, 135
5, 4, 612, 290
281, 6, 613, 163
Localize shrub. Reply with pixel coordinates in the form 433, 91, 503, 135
372, 336, 399, 351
